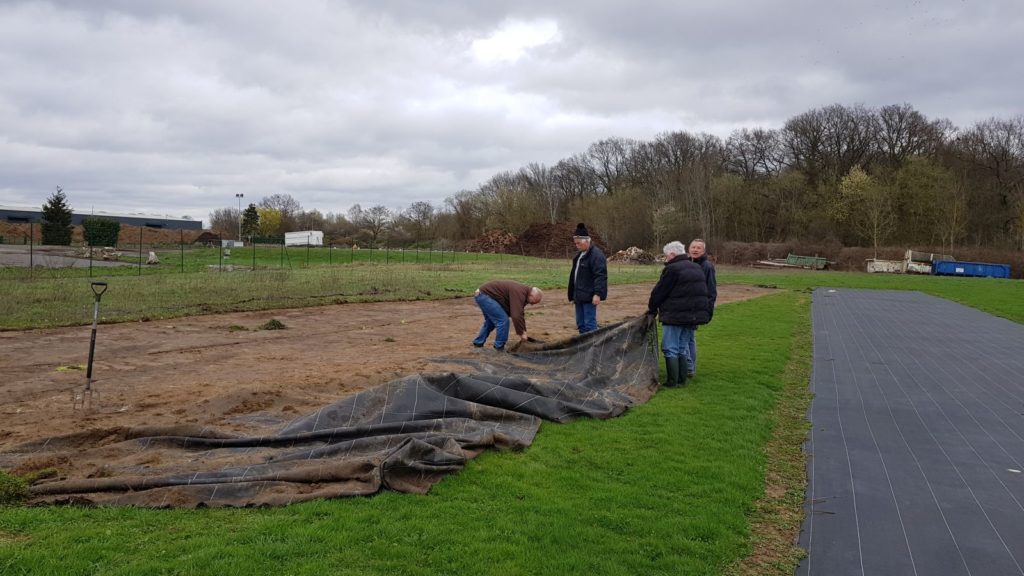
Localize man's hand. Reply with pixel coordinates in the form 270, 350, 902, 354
520, 332, 529, 342
591, 294, 601, 306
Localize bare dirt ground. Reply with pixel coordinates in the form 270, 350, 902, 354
0, 283, 774, 452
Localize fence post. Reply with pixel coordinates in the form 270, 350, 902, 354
29, 222, 34, 277
306, 235, 310, 267
89, 245, 93, 278
180, 229, 184, 273
252, 236, 256, 270
138, 226, 143, 276
329, 243, 332, 265
280, 239, 284, 268
385, 239, 390, 264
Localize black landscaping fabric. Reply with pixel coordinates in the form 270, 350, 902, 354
3, 315, 659, 508
800, 289, 1024, 576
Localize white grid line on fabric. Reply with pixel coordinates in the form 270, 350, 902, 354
379, 383, 392, 426
346, 394, 359, 428
312, 407, 326, 433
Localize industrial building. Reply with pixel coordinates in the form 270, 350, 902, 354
0, 204, 202, 230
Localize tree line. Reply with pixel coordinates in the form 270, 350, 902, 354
207, 103, 1023, 253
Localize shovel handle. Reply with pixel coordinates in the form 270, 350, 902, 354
91, 281, 108, 298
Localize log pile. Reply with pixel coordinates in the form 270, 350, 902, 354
512, 223, 610, 259
467, 230, 519, 253
609, 246, 656, 264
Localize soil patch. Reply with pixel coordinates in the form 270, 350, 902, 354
0, 283, 773, 453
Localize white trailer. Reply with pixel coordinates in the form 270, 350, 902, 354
284, 231, 324, 246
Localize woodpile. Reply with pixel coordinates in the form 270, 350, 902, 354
609, 246, 656, 264
192, 231, 222, 246
73, 246, 123, 260
512, 222, 610, 259
467, 229, 519, 253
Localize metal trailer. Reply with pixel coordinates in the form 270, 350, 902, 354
284, 230, 324, 247
931, 260, 1011, 279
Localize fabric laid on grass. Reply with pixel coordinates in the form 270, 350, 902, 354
3, 314, 659, 508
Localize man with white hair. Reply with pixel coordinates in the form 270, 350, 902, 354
647, 241, 711, 387
472, 280, 543, 351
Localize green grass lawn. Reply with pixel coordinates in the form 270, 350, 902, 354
1, 262, 1021, 575
718, 267, 1024, 323
0, 257, 662, 330
0, 245, 552, 279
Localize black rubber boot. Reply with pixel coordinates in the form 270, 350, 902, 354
664, 357, 681, 388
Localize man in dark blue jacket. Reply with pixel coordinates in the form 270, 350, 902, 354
687, 238, 717, 378
567, 223, 608, 334
647, 241, 711, 387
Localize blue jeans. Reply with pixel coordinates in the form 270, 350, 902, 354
661, 324, 694, 374
575, 302, 598, 334
473, 293, 509, 349
686, 329, 697, 374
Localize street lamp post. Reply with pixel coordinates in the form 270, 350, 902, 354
235, 193, 244, 241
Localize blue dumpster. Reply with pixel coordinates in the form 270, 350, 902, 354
932, 260, 1011, 278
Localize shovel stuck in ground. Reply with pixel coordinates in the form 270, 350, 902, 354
74, 281, 107, 410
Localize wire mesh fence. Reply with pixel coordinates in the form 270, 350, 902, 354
0, 231, 534, 281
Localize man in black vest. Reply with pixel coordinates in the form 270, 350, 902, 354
567, 223, 607, 334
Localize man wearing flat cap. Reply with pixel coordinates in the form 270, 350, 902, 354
567, 222, 608, 334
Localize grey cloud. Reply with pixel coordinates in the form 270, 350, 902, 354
1, 0, 1021, 223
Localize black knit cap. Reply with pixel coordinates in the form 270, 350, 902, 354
573, 223, 590, 238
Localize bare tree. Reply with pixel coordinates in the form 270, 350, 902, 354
725, 128, 786, 179
296, 209, 326, 231
783, 108, 828, 187
820, 103, 879, 184
208, 207, 238, 239
442, 190, 488, 241
354, 203, 393, 247
398, 201, 436, 243
551, 154, 600, 203
876, 103, 945, 169
587, 137, 635, 195
259, 193, 303, 232
521, 162, 562, 224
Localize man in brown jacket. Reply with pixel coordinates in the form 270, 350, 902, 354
472, 280, 543, 350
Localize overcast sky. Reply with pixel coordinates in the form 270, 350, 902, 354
2, 1, 1021, 225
